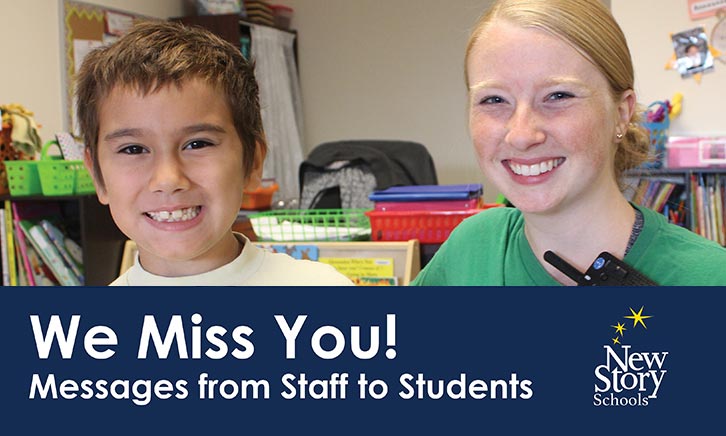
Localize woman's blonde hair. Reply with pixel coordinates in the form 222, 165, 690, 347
465, 0, 650, 182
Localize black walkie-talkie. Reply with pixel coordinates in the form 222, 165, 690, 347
544, 251, 657, 286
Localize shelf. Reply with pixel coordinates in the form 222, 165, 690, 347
626, 167, 726, 175
3, 195, 127, 286
626, 168, 726, 246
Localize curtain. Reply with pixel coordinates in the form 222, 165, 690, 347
250, 25, 305, 204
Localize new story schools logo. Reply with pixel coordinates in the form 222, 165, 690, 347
593, 306, 668, 407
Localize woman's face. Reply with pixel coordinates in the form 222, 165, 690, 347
467, 21, 630, 216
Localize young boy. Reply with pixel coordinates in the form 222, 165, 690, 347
76, 20, 352, 286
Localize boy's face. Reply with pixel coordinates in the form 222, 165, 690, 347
90, 79, 261, 276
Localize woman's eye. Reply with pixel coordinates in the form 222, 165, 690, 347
184, 140, 213, 150
548, 91, 574, 101
119, 145, 146, 155
479, 96, 504, 105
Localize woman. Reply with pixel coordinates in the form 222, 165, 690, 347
412, 0, 726, 286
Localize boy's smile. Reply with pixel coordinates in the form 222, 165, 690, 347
93, 78, 256, 277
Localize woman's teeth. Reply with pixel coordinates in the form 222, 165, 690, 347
509, 158, 563, 176
146, 207, 200, 222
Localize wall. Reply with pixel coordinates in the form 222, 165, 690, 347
4, 1, 720, 198
612, 0, 726, 135
278, 0, 493, 190
0, 0, 184, 143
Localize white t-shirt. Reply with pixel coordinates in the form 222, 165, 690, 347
110, 234, 353, 286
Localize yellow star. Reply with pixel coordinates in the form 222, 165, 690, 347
611, 322, 627, 336
625, 306, 652, 329
612, 337, 621, 345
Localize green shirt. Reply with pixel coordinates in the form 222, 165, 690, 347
411, 204, 726, 286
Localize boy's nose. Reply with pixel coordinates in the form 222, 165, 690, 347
504, 104, 546, 151
148, 155, 190, 193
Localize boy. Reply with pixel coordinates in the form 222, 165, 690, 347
76, 20, 352, 286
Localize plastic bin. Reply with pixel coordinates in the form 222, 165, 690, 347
366, 207, 501, 243
249, 208, 371, 242
241, 181, 279, 210
4, 159, 42, 196
666, 137, 726, 168
3, 140, 95, 197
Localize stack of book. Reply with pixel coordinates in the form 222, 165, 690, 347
365, 184, 500, 244
1, 200, 84, 286
244, 1, 275, 27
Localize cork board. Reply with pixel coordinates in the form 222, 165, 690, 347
60, 0, 153, 134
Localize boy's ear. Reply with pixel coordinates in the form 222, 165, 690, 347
244, 141, 267, 191
84, 147, 108, 205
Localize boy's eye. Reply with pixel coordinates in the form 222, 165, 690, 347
119, 145, 146, 154
547, 91, 574, 101
184, 140, 214, 150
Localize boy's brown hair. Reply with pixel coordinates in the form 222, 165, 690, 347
75, 19, 266, 188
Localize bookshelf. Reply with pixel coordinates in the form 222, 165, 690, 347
170, 13, 298, 59
624, 167, 726, 246
1, 194, 127, 286
120, 239, 421, 285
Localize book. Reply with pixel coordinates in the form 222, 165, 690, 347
1, 208, 8, 286
40, 219, 84, 284
4, 200, 17, 285
259, 244, 320, 261
24, 240, 59, 286
11, 203, 36, 286
14, 240, 28, 286
369, 184, 484, 202
18, 220, 81, 286
318, 257, 395, 280
13, 201, 80, 286
352, 276, 398, 286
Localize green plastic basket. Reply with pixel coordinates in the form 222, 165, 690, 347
38, 157, 76, 196
248, 209, 372, 242
3, 159, 42, 196
2, 140, 95, 197
73, 162, 96, 194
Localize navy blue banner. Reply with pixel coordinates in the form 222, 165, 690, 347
2, 286, 723, 434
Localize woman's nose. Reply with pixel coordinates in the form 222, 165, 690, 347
504, 104, 546, 150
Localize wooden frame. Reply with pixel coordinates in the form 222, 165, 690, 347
120, 239, 421, 285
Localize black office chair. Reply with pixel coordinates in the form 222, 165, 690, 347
299, 140, 439, 209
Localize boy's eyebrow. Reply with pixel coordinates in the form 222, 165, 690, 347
103, 124, 227, 142
103, 128, 144, 142
181, 123, 228, 135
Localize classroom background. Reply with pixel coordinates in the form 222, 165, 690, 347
1, 0, 725, 286
3, 0, 724, 197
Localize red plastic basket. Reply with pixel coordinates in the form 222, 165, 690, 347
366, 206, 500, 243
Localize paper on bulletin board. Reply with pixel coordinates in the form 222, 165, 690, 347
73, 39, 104, 73
318, 257, 394, 279
688, 0, 726, 20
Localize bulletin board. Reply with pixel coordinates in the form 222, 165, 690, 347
60, 0, 154, 134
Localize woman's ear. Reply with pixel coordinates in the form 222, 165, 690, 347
84, 147, 108, 204
244, 140, 267, 191
617, 89, 637, 131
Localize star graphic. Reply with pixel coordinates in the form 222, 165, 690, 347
611, 322, 627, 336
625, 306, 652, 329
612, 337, 621, 345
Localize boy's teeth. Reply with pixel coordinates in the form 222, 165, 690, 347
147, 207, 200, 222
509, 158, 563, 176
